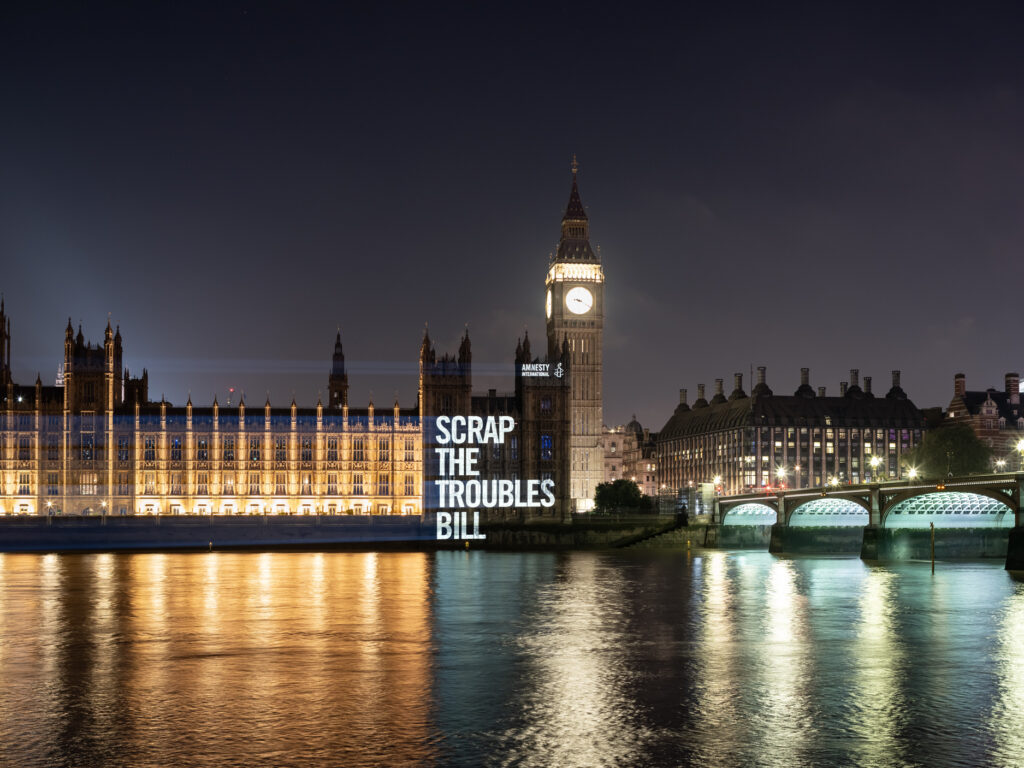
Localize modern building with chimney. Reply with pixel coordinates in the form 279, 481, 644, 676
945, 372, 1024, 457
656, 367, 926, 496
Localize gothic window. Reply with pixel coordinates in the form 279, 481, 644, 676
19, 436, 31, 461
540, 435, 553, 461
301, 475, 311, 494
19, 473, 32, 495
404, 438, 415, 463
274, 473, 286, 495
275, 437, 287, 462
541, 397, 552, 413
47, 472, 59, 496
48, 436, 60, 462
170, 473, 182, 495
327, 438, 338, 462
171, 436, 182, 462
249, 438, 261, 462
118, 473, 130, 495
404, 474, 415, 496
301, 437, 313, 462
248, 473, 260, 496
144, 473, 155, 494
327, 474, 338, 495
378, 475, 390, 496
353, 473, 364, 495
197, 473, 209, 495
378, 439, 390, 462
196, 438, 209, 462
224, 475, 235, 495
509, 436, 519, 461
353, 438, 365, 462
118, 436, 129, 462
80, 435, 94, 462
223, 437, 235, 461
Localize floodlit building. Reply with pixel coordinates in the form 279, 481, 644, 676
656, 367, 925, 497
0, 302, 571, 517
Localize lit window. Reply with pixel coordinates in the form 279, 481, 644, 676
223, 436, 235, 461
327, 438, 338, 462
540, 435, 553, 461
353, 474, 364, 495
404, 474, 415, 496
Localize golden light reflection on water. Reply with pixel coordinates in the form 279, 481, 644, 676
0, 552, 435, 768
992, 586, 1024, 765
852, 569, 905, 767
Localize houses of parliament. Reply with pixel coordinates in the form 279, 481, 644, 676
0, 166, 604, 517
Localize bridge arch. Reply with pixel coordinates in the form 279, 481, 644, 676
882, 490, 1016, 529
721, 502, 778, 526
787, 497, 870, 527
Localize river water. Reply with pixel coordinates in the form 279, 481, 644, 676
0, 549, 1022, 768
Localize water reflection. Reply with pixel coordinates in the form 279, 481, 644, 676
497, 553, 643, 767
0, 551, 1022, 767
758, 559, 812, 763
991, 583, 1024, 765
852, 569, 906, 767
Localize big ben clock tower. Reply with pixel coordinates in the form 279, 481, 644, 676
545, 156, 604, 512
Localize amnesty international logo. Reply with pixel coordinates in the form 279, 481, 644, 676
553, 363, 564, 378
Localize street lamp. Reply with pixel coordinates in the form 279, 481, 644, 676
907, 467, 918, 480
869, 455, 882, 481
996, 459, 1007, 472
829, 476, 840, 488
775, 466, 787, 488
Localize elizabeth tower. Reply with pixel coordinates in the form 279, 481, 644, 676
545, 158, 604, 512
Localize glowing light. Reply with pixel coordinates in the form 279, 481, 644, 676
908, 467, 918, 479
712, 475, 722, 485
830, 476, 840, 487
775, 467, 787, 479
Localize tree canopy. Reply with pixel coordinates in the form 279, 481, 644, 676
903, 424, 992, 479
594, 479, 652, 512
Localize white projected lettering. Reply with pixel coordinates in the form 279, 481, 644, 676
434, 416, 556, 540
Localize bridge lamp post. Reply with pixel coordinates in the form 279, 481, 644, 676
996, 459, 1007, 473
907, 467, 918, 481
775, 466, 787, 489
829, 476, 840, 488
869, 455, 882, 482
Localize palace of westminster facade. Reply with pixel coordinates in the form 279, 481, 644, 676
0, 167, 604, 517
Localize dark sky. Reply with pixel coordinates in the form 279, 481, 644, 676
2, 2, 1023, 429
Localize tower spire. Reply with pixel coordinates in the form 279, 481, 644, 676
557, 156, 596, 262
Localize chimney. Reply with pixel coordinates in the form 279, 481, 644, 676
850, 369, 859, 388
734, 373, 743, 391
757, 366, 766, 386
714, 379, 724, 397
1007, 373, 1020, 405
954, 373, 966, 398
818, 386, 826, 397
679, 388, 687, 405
864, 376, 872, 395
892, 370, 901, 389
840, 381, 848, 396
696, 383, 706, 403
800, 368, 809, 387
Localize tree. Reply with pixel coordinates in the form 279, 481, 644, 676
594, 479, 645, 512
903, 424, 992, 479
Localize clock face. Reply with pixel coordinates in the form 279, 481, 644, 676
545, 289, 552, 319
565, 286, 593, 315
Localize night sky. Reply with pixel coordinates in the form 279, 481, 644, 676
2, 3, 1023, 430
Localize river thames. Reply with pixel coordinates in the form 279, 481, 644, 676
0, 549, 1021, 767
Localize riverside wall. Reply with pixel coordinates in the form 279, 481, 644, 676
0, 513, 680, 553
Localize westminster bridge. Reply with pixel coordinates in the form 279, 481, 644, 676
710, 473, 1024, 569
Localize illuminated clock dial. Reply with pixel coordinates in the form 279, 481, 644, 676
546, 289, 552, 319
565, 286, 593, 315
